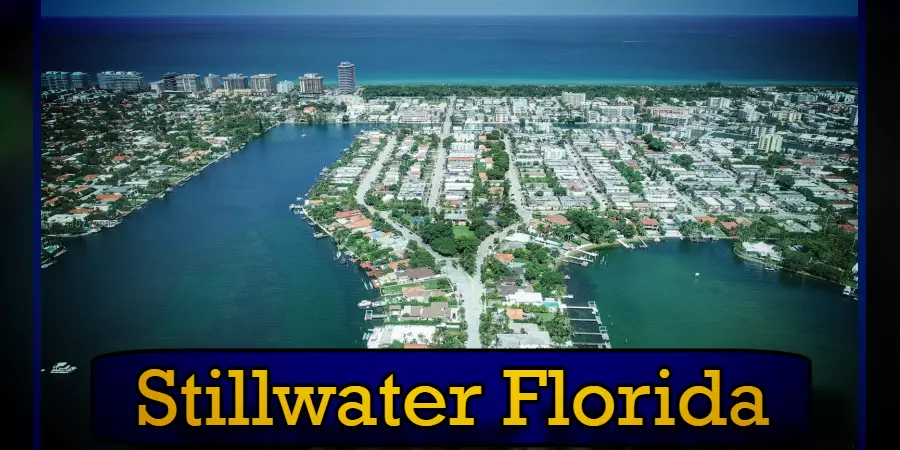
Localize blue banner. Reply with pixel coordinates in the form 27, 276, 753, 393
92, 349, 810, 445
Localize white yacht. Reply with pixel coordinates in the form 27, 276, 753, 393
357, 300, 372, 308
50, 362, 77, 374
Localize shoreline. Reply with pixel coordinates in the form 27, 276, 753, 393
44, 123, 286, 241
731, 247, 846, 287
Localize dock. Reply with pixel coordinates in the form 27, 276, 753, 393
364, 310, 388, 321
565, 301, 612, 348
617, 238, 635, 249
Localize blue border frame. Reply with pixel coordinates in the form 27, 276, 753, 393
856, 1, 866, 450
33, 1, 43, 449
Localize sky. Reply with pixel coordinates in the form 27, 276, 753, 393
42, 0, 858, 17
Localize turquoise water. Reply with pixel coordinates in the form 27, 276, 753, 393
41, 16, 857, 86
563, 240, 858, 443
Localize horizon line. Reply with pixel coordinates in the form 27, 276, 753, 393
41, 13, 859, 18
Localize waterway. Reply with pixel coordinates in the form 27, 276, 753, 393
40, 125, 856, 446
562, 240, 858, 444
40, 124, 375, 446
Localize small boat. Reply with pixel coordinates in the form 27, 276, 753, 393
336, 251, 342, 258
358, 300, 372, 308
50, 362, 77, 374
581, 261, 588, 267
371, 300, 388, 308
842, 286, 852, 296
313, 232, 327, 239
302, 134, 307, 137
564, 274, 571, 280
339, 257, 349, 265
765, 265, 777, 271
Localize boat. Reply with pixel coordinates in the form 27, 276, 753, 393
842, 286, 852, 296
40, 260, 57, 269
336, 251, 342, 258
581, 261, 588, 267
564, 274, 571, 280
695, 272, 700, 277
49, 362, 77, 374
301, 134, 307, 137
765, 264, 777, 271
371, 300, 388, 308
339, 256, 349, 265
313, 232, 327, 239
357, 300, 372, 308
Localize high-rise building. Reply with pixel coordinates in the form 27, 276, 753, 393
250, 74, 277, 93
750, 124, 776, 137
561, 92, 587, 107
97, 71, 145, 92
338, 62, 356, 94
162, 72, 179, 92
149, 81, 164, 94
276, 80, 295, 93
70, 72, 91, 89
758, 134, 784, 153
175, 74, 201, 92
300, 73, 324, 94
204, 74, 222, 91
41, 71, 72, 90
222, 73, 249, 91
707, 97, 732, 109
792, 93, 817, 103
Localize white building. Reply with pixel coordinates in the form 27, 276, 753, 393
276, 80, 295, 93
504, 290, 544, 306
561, 92, 586, 107
175, 74, 201, 92
707, 97, 732, 109
758, 134, 784, 153
750, 124, 776, 137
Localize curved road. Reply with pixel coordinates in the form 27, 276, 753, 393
356, 129, 484, 348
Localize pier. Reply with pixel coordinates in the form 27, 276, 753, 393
364, 310, 388, 321
617, 238, 635, 249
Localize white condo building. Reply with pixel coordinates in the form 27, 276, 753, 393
175, 74, 201, 92
300, 73, 324, 94
758, 134, 784, 153
204, 74, 222, 91
338, 62, 356, 94
250, 74, 277, 93
561, 92, 586, 107
707, 97, 732, 109
276, 80, 295, 93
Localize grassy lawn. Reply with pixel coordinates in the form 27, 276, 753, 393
381, 277, 451, 295
453, 226, 475, 238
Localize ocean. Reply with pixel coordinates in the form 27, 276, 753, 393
41, 15, 857, 86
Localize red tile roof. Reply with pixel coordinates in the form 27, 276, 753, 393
546, 215, 571, 226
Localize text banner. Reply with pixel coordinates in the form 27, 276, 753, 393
92, 349, 810, 445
